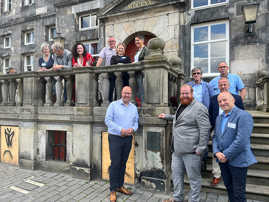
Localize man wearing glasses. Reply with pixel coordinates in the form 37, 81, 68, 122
96, 36, 117, 102
209, 62, 246, 101
187, 67, 210, 109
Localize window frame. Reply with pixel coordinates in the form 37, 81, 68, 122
4, 0, 12, 12
24, 30, 34, 45
83, 41, 99, 57
3, 35, 11, 49
48, 26, 56, 41
79, 14, 98, 31
24, 54, 34, 72
191, 0, 228, 10
3, 57, 10, 74
191, 20, 230, 77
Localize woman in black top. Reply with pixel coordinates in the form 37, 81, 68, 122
39, 42, 54, 71
110, 43, 131, 87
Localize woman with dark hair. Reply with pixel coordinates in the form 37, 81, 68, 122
72, 43, 94, 67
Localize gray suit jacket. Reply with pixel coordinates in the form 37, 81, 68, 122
165, 100, 210, 155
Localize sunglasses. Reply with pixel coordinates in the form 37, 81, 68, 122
192, 72, 201, 75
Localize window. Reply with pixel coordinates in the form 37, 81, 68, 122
48, 26, 56, 41
79, 14, 98, 30
192, 0, 228, 9
24, 30, 34, 45
24, 55, 34, 72
3, 36, 11, 48
84, 42, 98, 57
191, 21, 229, 76
24, 0, 34, 6
4, 0, 12, 12
3, 57, 10, 74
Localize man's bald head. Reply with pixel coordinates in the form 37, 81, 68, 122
121, 86, 132, 104
217, 92, 235, 114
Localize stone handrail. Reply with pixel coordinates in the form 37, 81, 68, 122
0, 60, 183, 108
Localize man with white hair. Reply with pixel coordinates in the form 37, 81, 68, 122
52, 42, 72, 70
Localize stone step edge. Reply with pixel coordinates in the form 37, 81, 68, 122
254, 123, 269, 127
249, 111, 269, 118
184, 179, 269, 196
252, 133, 269, 138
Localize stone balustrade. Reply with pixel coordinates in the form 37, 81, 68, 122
256, 70, 269, 112
0, 60, 182, 108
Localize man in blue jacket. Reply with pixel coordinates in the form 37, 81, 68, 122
209, 77, 244, 185
213, 92, 257, 202
187, 67, 210, 109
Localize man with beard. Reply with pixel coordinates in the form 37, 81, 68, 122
159, 84, 210, 202
105, 86, 139, 202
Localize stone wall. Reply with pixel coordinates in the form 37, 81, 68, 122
104, 5, 183, 58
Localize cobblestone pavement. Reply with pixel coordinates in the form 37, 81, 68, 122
0, 163, 264, 202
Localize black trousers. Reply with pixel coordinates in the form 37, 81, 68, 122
108, 73, 129, 102
219, 162, 248, 202
108, 134, 132, 191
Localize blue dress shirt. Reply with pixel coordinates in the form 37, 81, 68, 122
105, 99, 139, 136
220, 111, 231, 134
209, 73, 245, 97
192, 83, 203, 103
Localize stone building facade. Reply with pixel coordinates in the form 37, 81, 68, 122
0, 0, 268, 108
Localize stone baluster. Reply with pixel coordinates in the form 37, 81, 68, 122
44, 77, 53, 106
64, 75, 72, 106
37, 77, 45, 106
1, 80, 9, 105
8, 79, 16, 106
128, 71, 136, 103
100, 73, 109, 106
16, 78, 23, 106
54, 76, 63, 106
115, 72, 123, 100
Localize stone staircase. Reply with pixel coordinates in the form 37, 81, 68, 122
186, 111, 269, 201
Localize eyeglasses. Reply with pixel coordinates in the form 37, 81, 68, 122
218, 66, 228, 68
108, 40, 116, 42
192, 72, 201, 75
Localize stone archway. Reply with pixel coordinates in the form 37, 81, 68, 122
124, 31, 156, 62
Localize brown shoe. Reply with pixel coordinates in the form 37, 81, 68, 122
110, 191, 117, 202
211, 177, 221, 186
116, 186, 133, 195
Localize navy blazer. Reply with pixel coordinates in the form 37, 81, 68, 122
213, 106, 257, 167
209, 93, 244, 131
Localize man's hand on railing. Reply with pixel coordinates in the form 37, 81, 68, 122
53, 65, 64, 71
158, 113, 166, 119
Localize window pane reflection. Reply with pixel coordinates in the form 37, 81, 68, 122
194, 26, 208, 42
211, 23, 226, 40
193, 0, 208, 7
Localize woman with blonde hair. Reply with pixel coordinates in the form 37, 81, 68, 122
39, 42, 54, 71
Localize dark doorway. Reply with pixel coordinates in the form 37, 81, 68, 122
46, 130, 66, 161
124, 31, 156, 62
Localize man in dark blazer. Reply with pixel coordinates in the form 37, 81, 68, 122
213, 92, 257, 202
209, 77, 244, 185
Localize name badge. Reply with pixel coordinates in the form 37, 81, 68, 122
228, 122, 236, 129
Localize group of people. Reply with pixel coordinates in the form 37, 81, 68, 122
104, 61, 257, 202
160, 62, 256, 202
38, 35, 148, 105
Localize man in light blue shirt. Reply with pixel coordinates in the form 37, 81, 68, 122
187, 67, 210, 109
105, 86, 139, 202
209, 62, 246, 101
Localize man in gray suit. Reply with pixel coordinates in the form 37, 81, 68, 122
159, 84, 210, 202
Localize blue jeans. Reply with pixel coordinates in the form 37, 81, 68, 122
219, 162, 248, 202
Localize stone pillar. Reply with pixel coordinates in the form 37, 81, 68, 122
1, 80, 9, 105
44, 77, 53, 106
54, 76, 63, 106
8, 79, 16, 106
64, 75, 72, 106
100, 73, 109, 106
23, 74, 38, 106
16, 78, 23, 106
264, 78, 269, 112
115, 72, 123, 100
128, 71, 136, 103
75, 71, 91, 106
